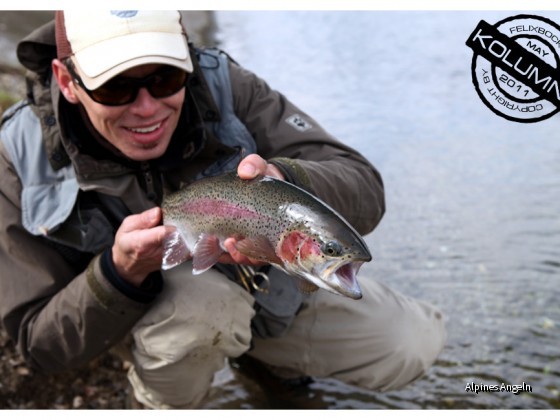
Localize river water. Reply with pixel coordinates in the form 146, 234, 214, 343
208, 10, 560, 409
1, 10, 559, 410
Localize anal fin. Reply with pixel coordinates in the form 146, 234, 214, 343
192, 233, 225, 275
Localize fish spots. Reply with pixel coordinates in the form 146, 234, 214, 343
161, 172, 371, 299
300, 237, 321, 260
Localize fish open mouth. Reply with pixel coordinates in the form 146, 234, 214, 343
332, 261, 364, 300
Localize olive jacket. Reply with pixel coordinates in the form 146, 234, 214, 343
0, 20, 385, 373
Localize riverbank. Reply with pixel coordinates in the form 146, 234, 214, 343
0, 64, 25, 115
0, 327, 130, 408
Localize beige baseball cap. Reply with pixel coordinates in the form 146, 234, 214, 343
55, 10, 193, 90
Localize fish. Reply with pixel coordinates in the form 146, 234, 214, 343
161, 172, 372, 299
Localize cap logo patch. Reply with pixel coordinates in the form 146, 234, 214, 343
110, 11, 138, 18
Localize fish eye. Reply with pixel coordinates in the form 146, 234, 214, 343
322, 241, 342, 257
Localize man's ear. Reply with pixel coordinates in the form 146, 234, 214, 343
52, 59, 80, 104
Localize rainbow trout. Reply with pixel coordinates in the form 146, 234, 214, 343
161, 172, 371, 299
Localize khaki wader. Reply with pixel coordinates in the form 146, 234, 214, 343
126, 263, 446, 408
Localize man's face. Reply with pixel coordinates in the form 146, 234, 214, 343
71, 64, 185, 161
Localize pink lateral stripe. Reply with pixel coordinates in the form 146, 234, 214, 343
182, 199, 264, 219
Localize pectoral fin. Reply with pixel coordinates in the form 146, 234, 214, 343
162, 228, 192, 270
235, 236, 282, 264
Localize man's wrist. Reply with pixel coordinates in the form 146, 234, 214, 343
100, 248, 163, 303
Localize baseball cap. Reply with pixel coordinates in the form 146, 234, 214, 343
55, 10, 193, 90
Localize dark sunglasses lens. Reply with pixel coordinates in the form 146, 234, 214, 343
90, 81, 136, 106
149, 68, 188, 98
89, 67, 187, 106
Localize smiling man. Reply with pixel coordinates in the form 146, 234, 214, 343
0, 10, 446, 408
60, 63, 187, 160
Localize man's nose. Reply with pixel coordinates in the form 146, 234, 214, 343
128, 87, 158, 116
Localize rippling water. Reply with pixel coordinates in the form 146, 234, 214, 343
208, 10, 560, 409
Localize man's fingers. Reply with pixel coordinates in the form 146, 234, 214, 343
220, 237, 266, 266
223, 238, 243, 261
238, 154, 267, 179
238, 154, 285, 180
112, 208, 167, 284
112, 224, 168, 285
119, 207, 161, 233
130, 225, 169, 252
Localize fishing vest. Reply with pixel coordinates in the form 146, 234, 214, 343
1, 49, 256, 249
194, 49, 257, 178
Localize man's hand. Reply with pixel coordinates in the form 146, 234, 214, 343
112, 207, 168, 287
219, 154, 285, 266
237, 153, 285, 181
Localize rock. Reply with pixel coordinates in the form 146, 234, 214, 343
72, 395, 84, 409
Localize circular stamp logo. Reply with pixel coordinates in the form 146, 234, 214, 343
466, 14, 560, 123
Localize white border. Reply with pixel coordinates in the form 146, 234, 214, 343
3, 0, 560, 11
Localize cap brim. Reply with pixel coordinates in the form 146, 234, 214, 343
73, 31, 192, 90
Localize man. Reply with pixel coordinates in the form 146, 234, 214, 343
0, 11, 446, 408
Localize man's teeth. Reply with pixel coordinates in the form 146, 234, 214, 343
129, 122, 161, 133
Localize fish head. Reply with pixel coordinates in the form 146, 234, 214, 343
277, 221, 371, 300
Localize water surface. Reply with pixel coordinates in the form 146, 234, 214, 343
209, 10, 560, 409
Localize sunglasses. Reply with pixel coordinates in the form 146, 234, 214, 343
67, 64, 188, 106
